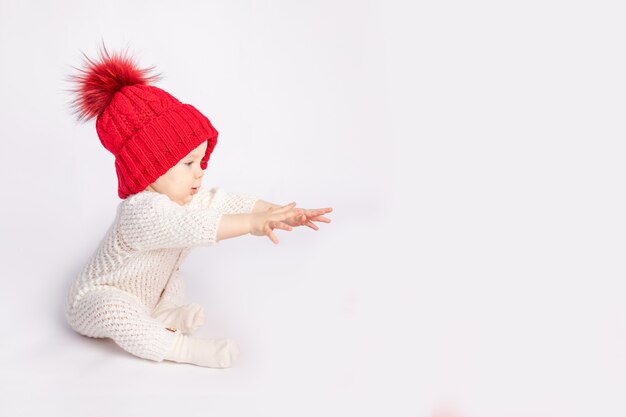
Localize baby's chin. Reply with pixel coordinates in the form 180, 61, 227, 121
174, 193, 194, 206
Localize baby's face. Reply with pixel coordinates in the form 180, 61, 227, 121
145, 141, 208, 205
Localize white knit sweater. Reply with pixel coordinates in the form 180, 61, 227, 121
65, 186, 258, 361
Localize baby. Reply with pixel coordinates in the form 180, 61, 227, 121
64, 45, 332, 368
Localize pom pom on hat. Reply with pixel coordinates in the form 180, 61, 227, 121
68, 43, 161, 122
66, 42, 219, 199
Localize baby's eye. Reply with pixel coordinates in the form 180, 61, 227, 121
185, 161, 193, 166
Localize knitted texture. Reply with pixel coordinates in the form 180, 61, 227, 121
99, 85, 218, 199
65, 187, 258, 362
69, 46, 218, 199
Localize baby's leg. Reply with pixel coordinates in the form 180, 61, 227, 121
151, 299, 205, 334
154, 268, 204, 334
160, 269, 186, 305
67, 288, 237, 368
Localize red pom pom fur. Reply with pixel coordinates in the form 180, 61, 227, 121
68, 43, 161, 122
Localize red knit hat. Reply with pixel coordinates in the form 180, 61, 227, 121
68, 44, 218, 198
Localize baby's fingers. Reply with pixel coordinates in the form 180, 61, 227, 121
267, 229, 279, 244
303, 208, 333, 217
271, 221, 293, 232
275, 202, 297, 212
304, 220, 319, 231
267, 221, 293, 244
276, 208, 305, 222
308, 215, 332, 223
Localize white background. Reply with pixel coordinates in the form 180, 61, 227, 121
1, 1, 625, 416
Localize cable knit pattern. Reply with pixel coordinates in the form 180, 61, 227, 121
65, 186, 258, 362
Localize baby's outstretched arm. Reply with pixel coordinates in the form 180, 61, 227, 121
217, 202, 326, 244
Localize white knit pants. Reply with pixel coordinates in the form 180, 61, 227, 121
66, 287, 177, 362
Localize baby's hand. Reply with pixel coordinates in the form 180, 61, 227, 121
269, 206, 333, 231
249, 202, 304, 244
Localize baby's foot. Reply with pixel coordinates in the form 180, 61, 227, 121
152, 301, 205, 334
164, 335, 239, 368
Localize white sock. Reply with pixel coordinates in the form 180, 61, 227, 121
151, 300, 205, 334
164, 334, 239, 368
